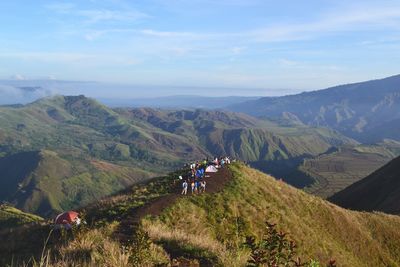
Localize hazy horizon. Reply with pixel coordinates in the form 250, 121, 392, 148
1, 72, 399, 105
0, 78, 290, 105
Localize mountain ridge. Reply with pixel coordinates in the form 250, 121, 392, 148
228, 74, 400, 143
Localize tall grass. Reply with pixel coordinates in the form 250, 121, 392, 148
6, 223, 168, 267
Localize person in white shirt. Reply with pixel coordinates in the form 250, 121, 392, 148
182, 180, 188, 195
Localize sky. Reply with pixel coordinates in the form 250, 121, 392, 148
0, 0, 400, 96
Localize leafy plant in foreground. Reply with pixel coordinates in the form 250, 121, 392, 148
245, 220, 336, 267
129, 227, 152, 266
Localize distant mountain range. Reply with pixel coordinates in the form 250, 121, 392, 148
229, 74, 400, 143
329, 155, 400, 214
0, 95, 354, 216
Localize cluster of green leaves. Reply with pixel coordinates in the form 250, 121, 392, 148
245, 220, 336, 267
129, 227, 152, 266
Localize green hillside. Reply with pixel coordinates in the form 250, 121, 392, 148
141, 163, 400, 266
0, 205, 43, 229
0, 150, 154, 217
0, 95, 356, 216
119, 108, 355, 161
3, 163, 400, 266
0, 96, 203, 216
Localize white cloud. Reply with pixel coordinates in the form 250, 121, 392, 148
0, 85, 23, 97
78, 9, 149, 23
45, 2, 75, 13
231, 46, 246, 55
168, 47, 191, 56
84, 30, 106, 41
248, 4, 400, 43
135, 4, 400, 44
45, 2, 149, 24
140, 29, 201, 39
0, 52, 140, 66
278, 59, 299, 67
0, 84, 55, 104
10, 74, 27, 80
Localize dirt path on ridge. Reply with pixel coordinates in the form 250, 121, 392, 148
115, 167, 232, 244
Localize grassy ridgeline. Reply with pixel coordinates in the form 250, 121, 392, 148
3, 163, 400, 266
0, 205, 43, 229
142, 163, 400, 266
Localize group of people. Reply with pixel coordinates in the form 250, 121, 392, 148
181, 179, 206, 195
213, 156, 231, 167
179, 156, 232, 195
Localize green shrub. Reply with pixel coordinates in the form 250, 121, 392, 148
245, 220, 336, 267
130, 227, 152, 266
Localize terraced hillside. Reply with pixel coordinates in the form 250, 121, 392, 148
301, 142, 400, 198
330, 156, 400, 214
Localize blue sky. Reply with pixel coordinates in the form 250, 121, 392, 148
1, 0, 400, 95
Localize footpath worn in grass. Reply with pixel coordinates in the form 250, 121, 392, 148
142, 163, 400, 266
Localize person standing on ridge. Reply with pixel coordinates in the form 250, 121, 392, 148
182, 180, 188, 195
221, 158, 225, 168
191, 180, 195, 194
200, 180, 206, 193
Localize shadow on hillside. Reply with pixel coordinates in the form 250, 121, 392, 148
250, 156, 315, 188
154, 239, 218, 266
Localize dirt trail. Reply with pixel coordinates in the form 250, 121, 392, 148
115, 167, 232, 244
